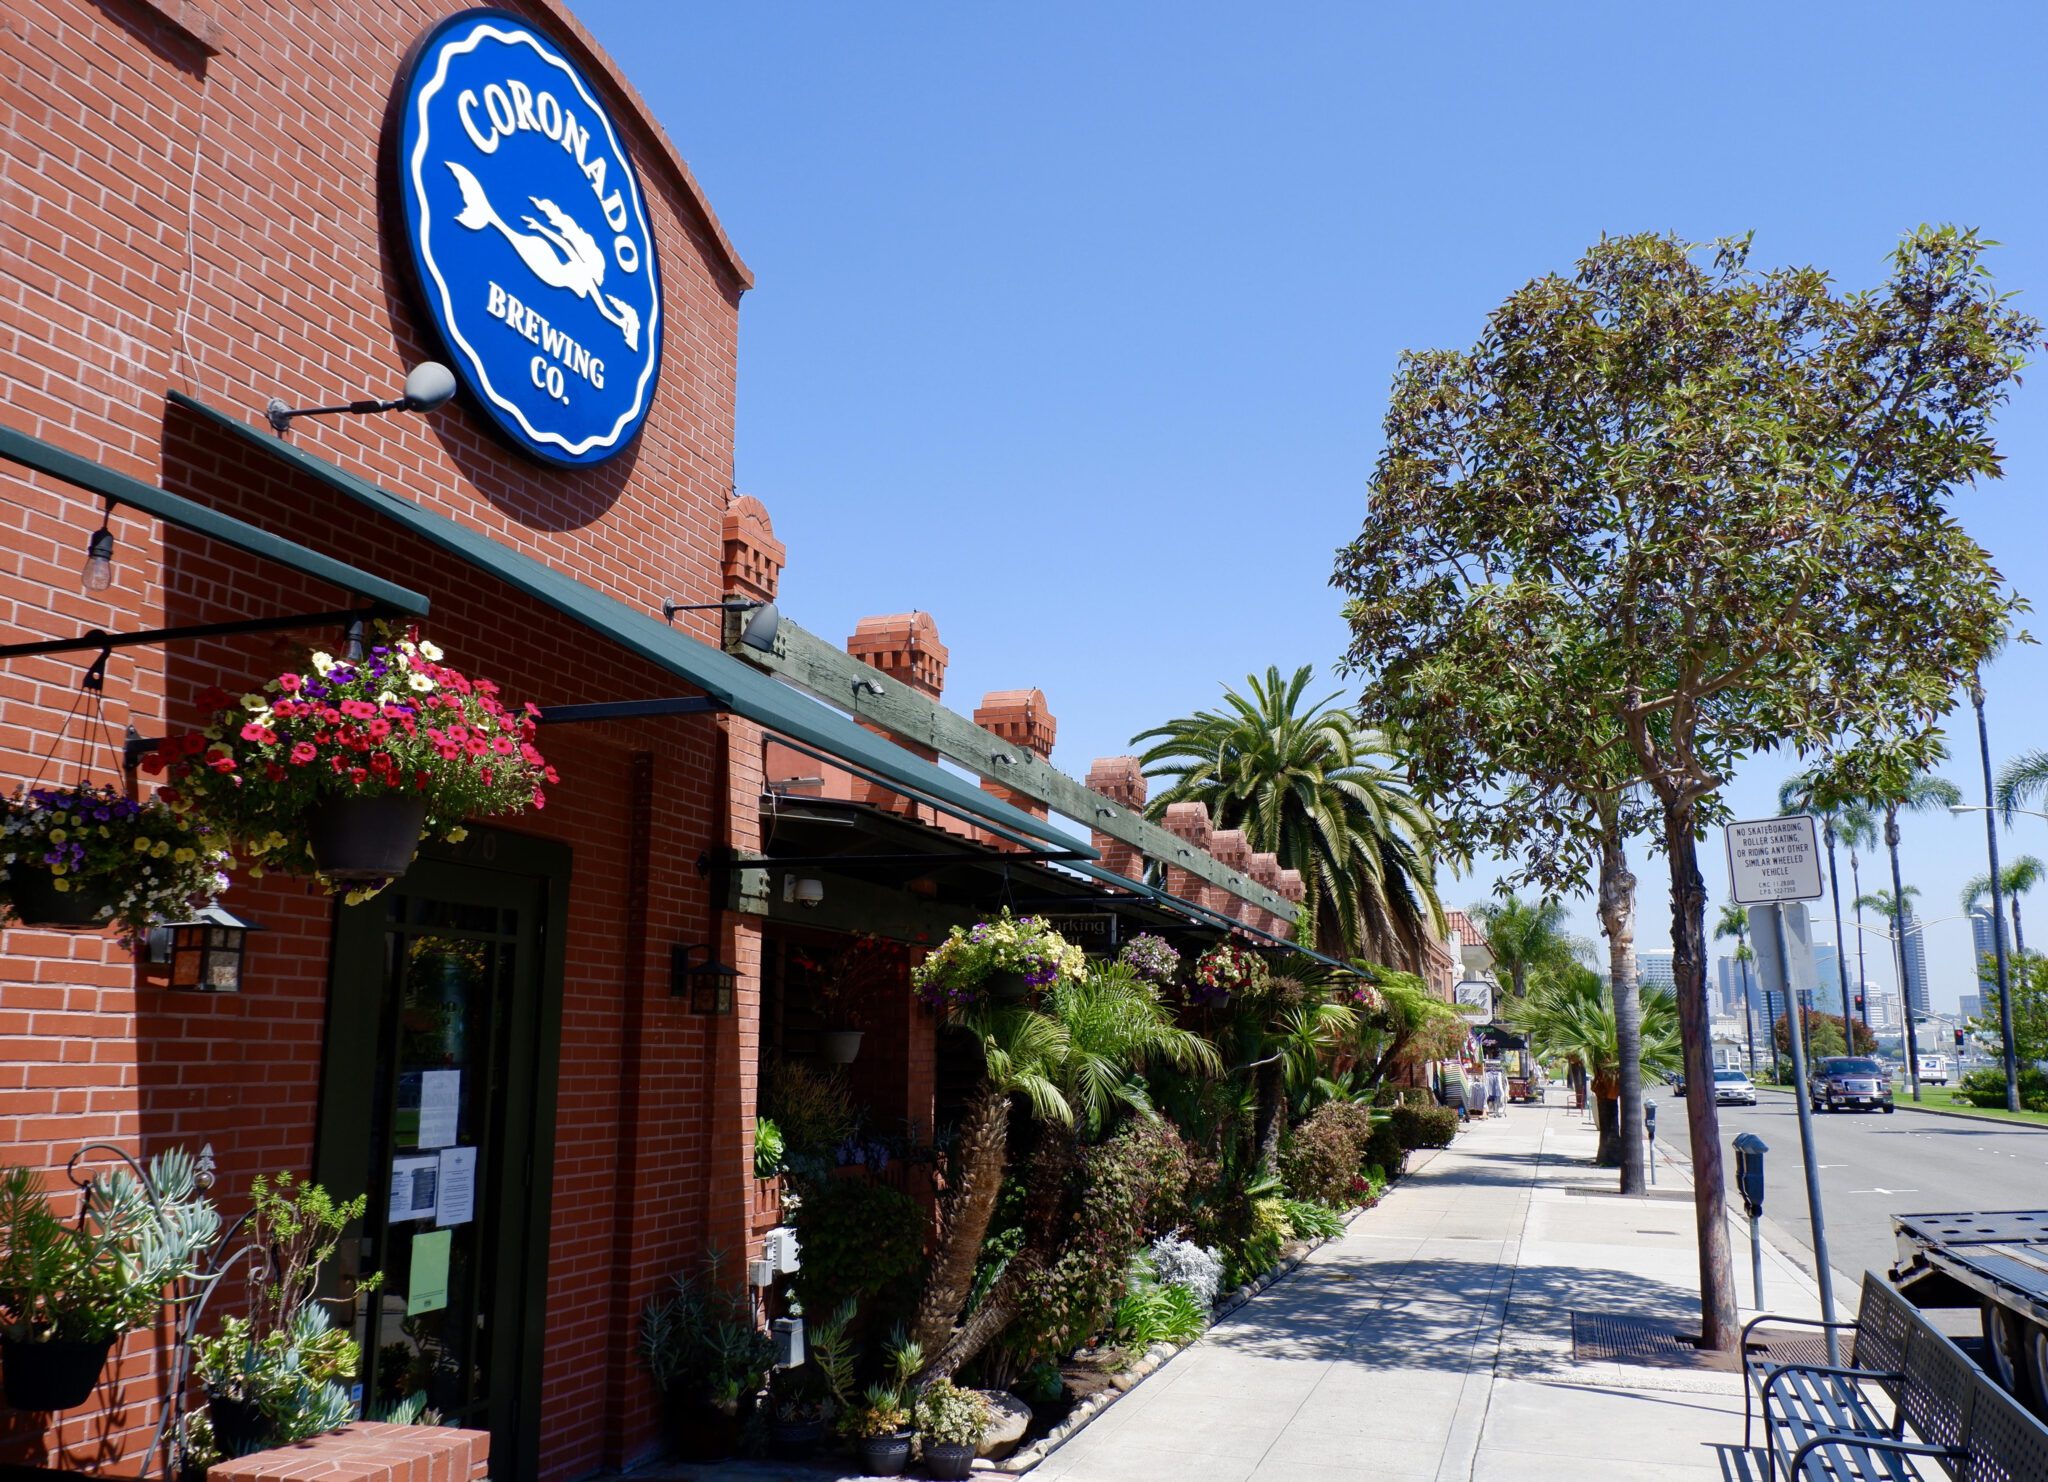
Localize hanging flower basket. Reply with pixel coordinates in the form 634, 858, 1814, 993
1, 1334, 114, 1411
1, 784, 230, 940
148, 632, 555, 901
1190, 941, 1268, 1007
306, 794, 431, 881
910, 913, 1086, 1012
1116, 932, 1182, 988
817, 1029, 863, 1065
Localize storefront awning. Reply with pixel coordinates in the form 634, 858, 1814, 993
0, 419, 428, 623
169, 393, 1089, 857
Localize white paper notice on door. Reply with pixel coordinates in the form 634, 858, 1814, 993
388, 1154, 439, 1223
435, 1146, 477, 1227
416, 1070, 461, 1149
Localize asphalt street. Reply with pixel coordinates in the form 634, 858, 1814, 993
1651, 1086, 2048, 1315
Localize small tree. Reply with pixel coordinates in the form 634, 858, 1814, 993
1335, 228, 2036, 1348
1774, 1007, 1877, 1061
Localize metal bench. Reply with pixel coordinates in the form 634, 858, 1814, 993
1743, 1270, 2048, 1480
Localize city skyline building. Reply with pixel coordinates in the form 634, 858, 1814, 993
1902, 909, 1933, 1017
1637, 949, 1676, 997
1970, 906, 1998, 996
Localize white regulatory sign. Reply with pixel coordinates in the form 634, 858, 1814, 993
1725, 815, 1824, 904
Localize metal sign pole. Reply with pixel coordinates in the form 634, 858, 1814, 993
1771, 900, 1840, 1364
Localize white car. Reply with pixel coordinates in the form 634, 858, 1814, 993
1712, 1069, 1758, 1106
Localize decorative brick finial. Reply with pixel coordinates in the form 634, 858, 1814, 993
1210, 829, 1253, 924
1248, 851, 1283, 934
847, 612, 948, 698
974, 689, 1056, 823
722, 494, 785, 603
1160, 802, 1213, 905
1086, 757, 1147, 880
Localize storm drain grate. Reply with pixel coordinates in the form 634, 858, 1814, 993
1570, 1310, 1740, 1372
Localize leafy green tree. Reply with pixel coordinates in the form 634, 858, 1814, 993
1714, 903, 1759, 1067
1333, 228, 2035, 1348
1469, 895, 1576, 1005
1134, 665, 1443, 963
1996, 752, 2048, 828
1968, 954, 2048, 1068
1774, 1008, 1877, 1061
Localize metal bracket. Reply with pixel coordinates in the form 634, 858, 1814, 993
0, 602, 403, 663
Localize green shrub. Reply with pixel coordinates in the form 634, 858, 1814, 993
1113, 1277, 1207, 1350
1365, 1121, 1406, 1179
1390, 1104, 1459, 1150
1279, 1110, 1365, 1208
753, 1117, 785, 1180
1398, 1087, 1439, 1108
1371, 1082, 1401, 1108
789, 1177, 925, 1322
1279, 1198, 1344, 1242
1957, 1066, 2048, 1111
762, 1062, 855, 1163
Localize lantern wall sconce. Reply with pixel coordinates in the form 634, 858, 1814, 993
672, 942, 738, 1014
147, 904, 259, 993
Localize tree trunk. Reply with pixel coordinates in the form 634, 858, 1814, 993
1253, 1058, 1285, 1175
1825, 829, 1855, 1050
1663, 806, 1738, 1353
1594, 1093, 1622, 1166
1597, 809, 1646, 1195
1851, 852, 1869, 1031
2013, 898, 2026, 960
909, 1081, 1011, 1358
1887, 813, 1924, 1101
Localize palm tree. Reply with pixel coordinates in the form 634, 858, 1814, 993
1515, 964, 1682, 1165
1469, 895, 1574, 1005
1780, 770, 1858, 1045
1714, 903, 1759, 1075
1134, 665, 1443, 963
1835, 802, 1880, 1031
1963, 855, 2046, 961
914, 965, 1218, 1379
1867, 771, 1961, 1099
1996, 751, 2048, 824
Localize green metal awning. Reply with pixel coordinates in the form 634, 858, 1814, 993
169, 392, 1090, 857
0, 420, 427, 616
1068, 859, 1366, 977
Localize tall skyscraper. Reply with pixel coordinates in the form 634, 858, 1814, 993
1960, 993, 1983, 1022
1715, 955, 1735, 1015
1901, 909, 1932, 1017
1636, 949, 1676, 996
1970, 906, 1998, 991
1811, 942, 1841, 1012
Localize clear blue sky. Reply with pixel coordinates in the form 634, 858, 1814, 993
572, 1, 2048, 1011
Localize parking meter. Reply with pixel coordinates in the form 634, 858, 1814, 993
1733, 1132, 1767, 1217
1644, 1101, 1658, 1183
1734, 1132, 1769, 1309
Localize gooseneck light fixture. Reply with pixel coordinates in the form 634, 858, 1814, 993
266, 361, 459, 435
663, 597, 780, 654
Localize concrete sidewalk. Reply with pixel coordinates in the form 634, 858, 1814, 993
1025, 1096, 1819, 1481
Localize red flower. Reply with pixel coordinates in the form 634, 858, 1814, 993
492, 737, 515, 756
532, 789, 547, 810
348, 767, 368, 785
139, 750, 167, 776
464, 737, 488, 756
367, 720, 392, 741
543, 766, 559, 784
181, 733, 207, 756
158, 787, 181, 805
239, 722, 276, 745
481, 767, 493, 785
278, 673, 303, 693
290, 742, 318, 765
208, 756, 237, 774
198, 686, 232, 710
329, 755, 346, 774
264, 763, 287, 783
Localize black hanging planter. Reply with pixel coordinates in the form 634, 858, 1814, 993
983, 970, 1033, 1004
857, 1431, 913, 1476
921, 1439, 976, 1480
306, 795, 428, 882
204, 1392, 277, 1457
3, 865, 115, 930
1, 1335, 114, 1411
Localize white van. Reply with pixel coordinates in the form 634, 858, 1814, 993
1916, 1054, 1951, 1086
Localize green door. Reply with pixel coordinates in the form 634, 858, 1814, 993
317, 831, 567, 1479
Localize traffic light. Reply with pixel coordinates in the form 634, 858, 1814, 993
1855, 994, 1864, 1013
1955, 1027, 1966, 1049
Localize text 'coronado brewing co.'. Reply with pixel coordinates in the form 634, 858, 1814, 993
394, 9, 664, 466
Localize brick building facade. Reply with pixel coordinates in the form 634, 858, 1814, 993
0, 5, 1319, 1479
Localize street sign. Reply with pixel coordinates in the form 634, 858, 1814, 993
1749, 902, 1817, 1000
1725, 815, 1824, 904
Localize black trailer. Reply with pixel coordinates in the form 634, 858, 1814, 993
1892, 1209, 2048, 1415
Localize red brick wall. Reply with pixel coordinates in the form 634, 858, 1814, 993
0, 2, 749, 1477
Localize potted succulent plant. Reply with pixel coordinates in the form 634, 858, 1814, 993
190, 1174, 370, 1456
913, 1378, 990, 1480
834, 1334, 923, 1477
911, 913, 1085, 1012
0, 783, 230, 937
0, 1149, 218, 1412
147, 632, 554, 900
638, 1258, 774, 1461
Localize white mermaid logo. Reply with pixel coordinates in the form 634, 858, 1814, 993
446, 160, 641, 351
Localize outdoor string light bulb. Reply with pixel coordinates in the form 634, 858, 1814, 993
80, 521, 114, 593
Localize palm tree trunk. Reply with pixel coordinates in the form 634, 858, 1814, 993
910, 1081, 1011, 1358
1593, 1077, 1622, 1166
1851, 852, 1868, 1032
1597, 805, 1645, 1196
1887, 811, 1924, 1101
1662, 801, 1738, 1353
2012, 897, 2026, 960
1253, 1058, 1285, 1175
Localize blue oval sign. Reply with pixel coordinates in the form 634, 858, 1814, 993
394, 10, 662, 466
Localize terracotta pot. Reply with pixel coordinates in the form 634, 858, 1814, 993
818, 1029, 863, 1064
858, 1431, 913, 1476
306, 795, 428, 881
922, 1439, 977, 1479
1, 1335, 113, 1411
4, 865, 114, 929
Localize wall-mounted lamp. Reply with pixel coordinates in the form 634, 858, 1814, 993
672, 942, 738, 1014
783, 876, 824, 910
266, 361, 458, 435
147, 904, 259, 993
850, 677, 884, 702
664, 598, 780, 654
